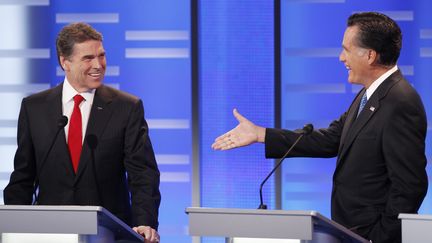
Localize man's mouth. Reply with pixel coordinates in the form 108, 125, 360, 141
88, 72, 102, 78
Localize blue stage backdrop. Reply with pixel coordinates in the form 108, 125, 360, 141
0, 1, 192, 242
197, 0, 275, 241
281, 0, 432, 217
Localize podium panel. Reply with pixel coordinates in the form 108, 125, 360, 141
0, 205, 143, 243
399, 213, 432, 243
186, 207, 369, 243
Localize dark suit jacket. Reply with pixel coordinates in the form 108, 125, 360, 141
265, 70, 427, 243
4, 83, 161, 229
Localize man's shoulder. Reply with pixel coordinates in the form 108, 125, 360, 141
378, 71, 418, 99
97, 84, 141, 104
390, 75, 421, 99
23, 84, 62, 104
383, 73, 425, 114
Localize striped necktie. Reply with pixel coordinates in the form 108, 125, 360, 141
357, 92, 367, 117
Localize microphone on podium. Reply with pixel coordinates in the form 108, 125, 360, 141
258, 124, 313, 209
33, 116, 68, 204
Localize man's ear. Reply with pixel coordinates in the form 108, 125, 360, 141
367, 49, 378, 65
60, 56, 68, 71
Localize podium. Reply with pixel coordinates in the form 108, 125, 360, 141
399, 213, 432, 243
186, 207, 369, 243
0, 205, 143, 243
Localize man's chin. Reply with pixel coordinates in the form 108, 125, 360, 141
348, 79, 361, 86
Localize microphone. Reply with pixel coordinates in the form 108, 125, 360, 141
258, 124, 313, 209
33, 116, 68, 204
86, 134, 103, 205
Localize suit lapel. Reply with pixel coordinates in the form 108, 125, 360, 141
338, 89, 365, 155
75, 85, 114, 183
336, 70, 402, 168
337, 92, 380, 164
44, 83, 75, 176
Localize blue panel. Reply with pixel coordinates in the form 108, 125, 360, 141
412, 0, 432, 215
281, 0, 432, 218
0, 1, 192, 242
199, 1, 275, 242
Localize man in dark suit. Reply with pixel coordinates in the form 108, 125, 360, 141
4, 23, 161, 243
212, 12, 427, 243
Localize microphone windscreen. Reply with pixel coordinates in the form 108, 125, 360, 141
302, 124, 314, 135
58, 116, 68, 128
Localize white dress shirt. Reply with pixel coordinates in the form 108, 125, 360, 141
365, 65, 398, 99
62, 78, 95, 143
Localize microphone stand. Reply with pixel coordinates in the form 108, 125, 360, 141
258, 124, 313, 209
33, 116, 68, 205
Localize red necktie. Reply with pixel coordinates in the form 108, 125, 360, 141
68, 95, 84, 173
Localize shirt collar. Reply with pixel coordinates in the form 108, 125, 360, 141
62, 77, 96, 104
365, 65, 398, 99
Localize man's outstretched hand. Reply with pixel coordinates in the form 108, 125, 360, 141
212, 108, 266, 150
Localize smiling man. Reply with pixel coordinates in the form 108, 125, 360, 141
4, 23, 161, 243
212, 12, 428, 243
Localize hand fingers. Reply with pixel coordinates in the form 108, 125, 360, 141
212, 133, 236, 150
146, 230, 159, 243
214, 132, 229, 143
212, 108, 249, 150
212, 129, 233, 150
134, 226, 160, 243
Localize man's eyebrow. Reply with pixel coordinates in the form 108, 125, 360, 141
81, 54, 96, 59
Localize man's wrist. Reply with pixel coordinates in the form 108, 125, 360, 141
256, 126, 266, 143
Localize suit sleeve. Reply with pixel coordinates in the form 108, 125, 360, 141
123, 99, 161, 230
368, 98, 428, 242
3, 99, 36, 204
265, 112, 347, 159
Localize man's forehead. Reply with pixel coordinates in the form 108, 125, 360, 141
342, 27, 358, 45
72, 41, 105, 54
74, 40, 104, 50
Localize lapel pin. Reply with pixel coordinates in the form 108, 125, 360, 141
370, 106, 375, 112
97, 106, 103, 110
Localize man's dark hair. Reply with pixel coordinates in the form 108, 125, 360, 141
348, 12, 401, 66
56, 22, 103, 69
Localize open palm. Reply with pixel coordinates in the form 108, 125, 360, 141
212, 109, 264, 150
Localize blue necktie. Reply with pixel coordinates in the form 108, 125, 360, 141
357, 92, 367, 117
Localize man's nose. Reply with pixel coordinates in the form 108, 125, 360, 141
92, 58, 101, 69
339, 51, 345, 62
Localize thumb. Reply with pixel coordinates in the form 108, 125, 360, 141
233, 108, 247, 123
